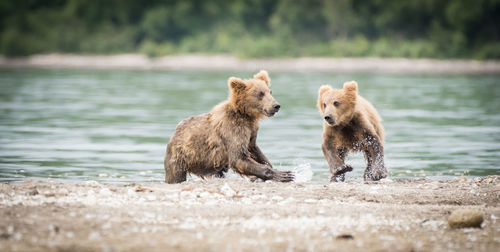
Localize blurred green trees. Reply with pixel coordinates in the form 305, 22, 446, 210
1, 0, 499, 58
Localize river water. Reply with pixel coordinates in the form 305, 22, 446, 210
0, 69, 499, 183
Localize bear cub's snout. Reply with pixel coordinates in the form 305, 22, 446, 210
267, 103, 280, 116
324, 114, 335, 125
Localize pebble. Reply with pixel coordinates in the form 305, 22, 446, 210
379, 178, 394, 184
84, 181, 100, 186
336, 234, 354, 240
448, 209, 483, 228
58, 188, 69, 195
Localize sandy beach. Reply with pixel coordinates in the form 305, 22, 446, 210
1, 54, 500, 74
1, 176, 499, 251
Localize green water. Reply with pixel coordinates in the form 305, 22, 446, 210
0, 69, 499, 183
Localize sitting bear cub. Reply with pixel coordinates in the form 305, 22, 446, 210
164, 70, 294, 183
318, 81, 388, 182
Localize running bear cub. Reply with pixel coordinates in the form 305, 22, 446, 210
164, 70, 294, 183
318, 81, 388, 182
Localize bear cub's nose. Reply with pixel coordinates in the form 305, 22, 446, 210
273, 104, 281, 111
324, 115, 335, 124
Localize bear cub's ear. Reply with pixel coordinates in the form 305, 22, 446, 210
318, 85, 332, 97
343, 81, 358, 93
228, 77, 246, 92
253, 70, 271, 86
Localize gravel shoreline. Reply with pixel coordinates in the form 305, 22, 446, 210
1, 176, 499, 251
1, 54, 500, 74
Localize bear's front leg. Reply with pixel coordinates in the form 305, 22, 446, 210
232, 158, 294, 182
363, 134, 387, 181
322, 143, 353, 182
249, 134, 273, 167
249, 144, 273, 167
164, 158, 187, 184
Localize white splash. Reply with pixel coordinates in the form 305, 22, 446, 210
290, 159, 313, 183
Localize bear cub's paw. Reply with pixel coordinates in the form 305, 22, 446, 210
272, 170, 295, 182
331, 173, 345, 182
369, 169, 388, 181
330, 164, 353, 182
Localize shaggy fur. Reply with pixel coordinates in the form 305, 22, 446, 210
317, 81, 387, 182
164, 70, 294, 184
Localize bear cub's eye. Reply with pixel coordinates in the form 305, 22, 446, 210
258, 91, 265, 99
333, 101, 340, 107
323, 103, 326, 108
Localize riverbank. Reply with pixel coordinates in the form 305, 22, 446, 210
1, 176, 499, 251
1, 54, 500, 74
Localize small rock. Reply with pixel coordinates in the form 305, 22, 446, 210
84, 181, 100, 187
58, 188, 69, 195
448, 209, 483, 228
26, 189, 39, 196
452, 176, 468, 183
135, 186, 153, 192
44, 192, 56, 197
379, 178, 394, 183
336, 234, 354, 240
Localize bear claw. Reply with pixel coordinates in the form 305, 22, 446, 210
331, 173, 345, 182
272, 170, 294, 182
338, 165, 353, 174
367, 169, 387, 181
330, 165, 353, 182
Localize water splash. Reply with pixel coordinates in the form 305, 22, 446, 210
290, 159, 313, 183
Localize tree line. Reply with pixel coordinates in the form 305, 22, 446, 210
1, 0, 499, 58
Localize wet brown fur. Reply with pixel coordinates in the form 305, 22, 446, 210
164, 71, 294, 183
317, 81, 388, 182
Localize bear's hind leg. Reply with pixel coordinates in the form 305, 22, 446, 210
363, 135, 387, 181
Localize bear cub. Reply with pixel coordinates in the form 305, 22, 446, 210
164, 70, 294, 183
318, 81, 388, 182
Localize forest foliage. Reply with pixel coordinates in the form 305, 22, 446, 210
1, 0, 499, 58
